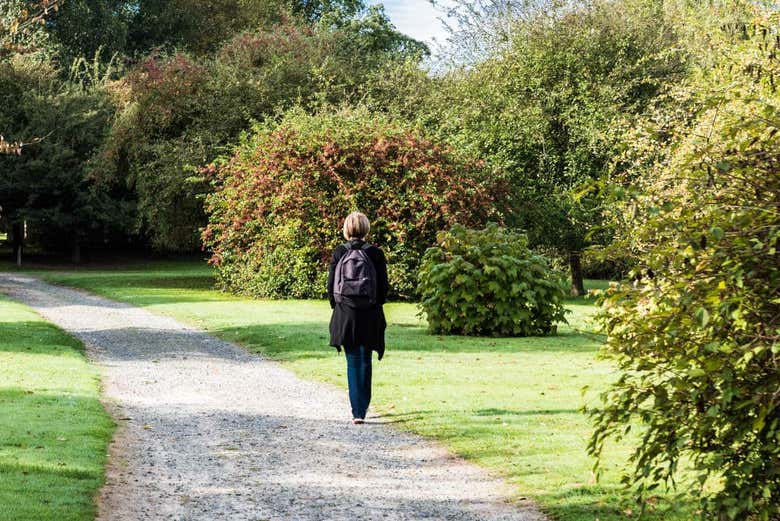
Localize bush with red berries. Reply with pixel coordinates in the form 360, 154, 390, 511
203, 106, 505, 299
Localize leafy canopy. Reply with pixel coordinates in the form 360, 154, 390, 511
203, 106, 503, 299
428, 0, 686, 290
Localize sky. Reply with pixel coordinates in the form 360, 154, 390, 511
367, 0, 454, 47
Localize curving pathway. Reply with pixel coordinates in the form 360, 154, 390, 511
0, 273, 546, 521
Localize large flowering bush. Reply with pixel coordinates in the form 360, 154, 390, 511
203, 107, 504, 299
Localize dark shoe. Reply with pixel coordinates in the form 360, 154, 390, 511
352, 418, 365, 425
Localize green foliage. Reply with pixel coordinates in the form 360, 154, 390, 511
588, 6, 780, 519
427, 0, 687, 291
45, 0, 389, 59
0, 0, 62, 60
418, 223, 568, 336
122, 0, 285, 55
45, 0, 132, 61
203, 107, 503, 299
320, 4, 428, 62
0, 54, 134, 254
217, 220, 328, 300
0, 0, 62, 156
360, 58, 438, 123
94, 12, 426, 252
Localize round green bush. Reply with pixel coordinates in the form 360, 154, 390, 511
417, 223, 568, 336
202, 106, 504, 299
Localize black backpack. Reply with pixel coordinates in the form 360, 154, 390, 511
334, 243, 377, 306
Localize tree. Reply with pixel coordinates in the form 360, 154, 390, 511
434, 0, 566, 66
43, 0, 403, 60
588, 4, 780, 518
0, 0, 64, 57
123, 0, 287, 56
203, 106, 503, 299
430, 0, 686, 294
43, 0, 131, 62
94, 8, 427, 252
1, 0, 64, 155
0, 55, 133, 261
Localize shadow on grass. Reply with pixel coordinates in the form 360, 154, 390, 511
0, 256, 211, 272
0, 388, 112, 521
540, 484, 692, 521
0, 320, 82, 354
0, 389, 113, 448
0, 459, 100, 481
379, 408, 581, 419
474, 408, 581, 416
39, 272, 229, 306
213, 323, 601, 364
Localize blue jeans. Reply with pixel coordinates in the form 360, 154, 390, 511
345, 346, 372, 419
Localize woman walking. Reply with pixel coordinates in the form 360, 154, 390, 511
327, 212, 389, 424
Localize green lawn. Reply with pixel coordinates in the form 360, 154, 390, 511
28, 260, 692, 521
0, 297, 114, 521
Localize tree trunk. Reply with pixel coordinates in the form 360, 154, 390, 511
569, 251, 585, 296
12, 222, 22, 267
72, 239, 81, 264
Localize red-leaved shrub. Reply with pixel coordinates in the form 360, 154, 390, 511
203, 107, 505, 299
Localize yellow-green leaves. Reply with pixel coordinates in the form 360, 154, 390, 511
417, 223, 569, 337
589, 5, 780, 519
695, 307, 710, 327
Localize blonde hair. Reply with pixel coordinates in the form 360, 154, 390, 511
343, 211, 370, 240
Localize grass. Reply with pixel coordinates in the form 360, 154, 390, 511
0, 297, 114, 521
18, 259, 693, 521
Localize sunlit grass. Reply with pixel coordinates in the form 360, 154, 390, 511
37, 260, 693, 521
0, 297, 114, 521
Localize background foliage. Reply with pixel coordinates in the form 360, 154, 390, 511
0, 55, 133, 257
0, 0, 424, 255
1, 0, 779, 517
423, 0, 686, 293
91, 8, 424, 252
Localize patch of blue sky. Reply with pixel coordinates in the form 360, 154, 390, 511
367, 0, 455, 47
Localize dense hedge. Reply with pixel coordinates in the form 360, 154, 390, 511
417, 224, 568, 336
203, 107, 504, 299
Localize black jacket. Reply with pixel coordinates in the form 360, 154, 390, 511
327, 240, 389, 359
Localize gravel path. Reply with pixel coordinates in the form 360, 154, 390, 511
0, 273, 546, 521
